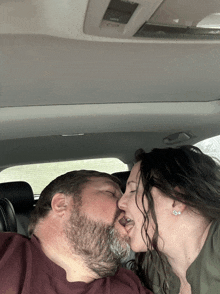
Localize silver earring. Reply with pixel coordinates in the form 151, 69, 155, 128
173, 210, 181, 216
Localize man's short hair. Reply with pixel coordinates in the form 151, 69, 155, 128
28, 170, 121, 236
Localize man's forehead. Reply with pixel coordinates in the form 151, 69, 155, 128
87, 176, 120, 188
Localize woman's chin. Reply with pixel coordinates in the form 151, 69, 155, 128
130, 238, 148, 253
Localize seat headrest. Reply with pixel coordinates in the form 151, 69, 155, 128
0, 198, 17, 232
112, 171, 130, 193
0, 181, 34, 212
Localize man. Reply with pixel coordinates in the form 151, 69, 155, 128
0, 170, 152, 294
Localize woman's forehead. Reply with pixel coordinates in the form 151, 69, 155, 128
127, 162, 142, 186
130, 162, 141, 178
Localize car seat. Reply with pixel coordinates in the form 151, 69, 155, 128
111, 171, 130, 193
0, 181, 34, 236
0, 198, 17, 232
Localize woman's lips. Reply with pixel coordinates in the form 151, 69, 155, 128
125, 222, 134, 234
119, 216, 135, 234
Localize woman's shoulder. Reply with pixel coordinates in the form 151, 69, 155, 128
190, 220, 220, 267
210, 220, 220, 249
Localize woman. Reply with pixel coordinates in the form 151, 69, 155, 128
118, 145, 220, 294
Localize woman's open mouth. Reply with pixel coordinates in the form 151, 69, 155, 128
119, 216, 135, 234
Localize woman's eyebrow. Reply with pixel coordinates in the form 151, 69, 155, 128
126, 180, 136, 186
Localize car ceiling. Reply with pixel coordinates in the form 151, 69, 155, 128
1, 35, 220, 107
0, 0, 220, 168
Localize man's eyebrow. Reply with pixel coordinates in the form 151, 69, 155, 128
104, 180, 120, 189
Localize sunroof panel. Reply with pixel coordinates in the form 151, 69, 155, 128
149, 0, 220, 28
134, 0, 220, 39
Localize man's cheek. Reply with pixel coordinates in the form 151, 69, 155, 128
82, 201, 116, 223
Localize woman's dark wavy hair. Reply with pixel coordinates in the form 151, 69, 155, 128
130, 145, 220, 293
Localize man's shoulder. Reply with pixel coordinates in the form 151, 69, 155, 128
106, 268, 152, 293
0, 231, 28, 241
0, 232, 30, 250
114, 267, 141, 280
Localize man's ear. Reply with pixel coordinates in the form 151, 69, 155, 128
51, 193, 70, 217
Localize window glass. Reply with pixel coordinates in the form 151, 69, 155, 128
194, 135, 220, 162
0, 158, 128, 196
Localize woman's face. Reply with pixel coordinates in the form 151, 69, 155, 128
118, 161, 174, 252
118, 161, 149, 252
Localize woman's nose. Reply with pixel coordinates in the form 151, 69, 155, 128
118, 193, 127, 210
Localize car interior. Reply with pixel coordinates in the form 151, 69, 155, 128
0, 0, 220, 247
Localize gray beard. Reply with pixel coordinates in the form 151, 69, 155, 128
64, 209, 130, 278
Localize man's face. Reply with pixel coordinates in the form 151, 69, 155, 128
79, 177, 127, 233
64, 177, 130, 277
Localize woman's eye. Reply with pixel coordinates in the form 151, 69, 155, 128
130, 190, 136, 193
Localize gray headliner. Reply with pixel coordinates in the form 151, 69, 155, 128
1, 35, 220, 107
0, 130, 218, 169
1, 101, 220, 167
1, 27, 220, 167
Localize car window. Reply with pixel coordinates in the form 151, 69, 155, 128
194, 135, 220, 163
0, 158, 128, 197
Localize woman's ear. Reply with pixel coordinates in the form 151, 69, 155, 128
172, 200, 186, 215
51, 193, 70, 217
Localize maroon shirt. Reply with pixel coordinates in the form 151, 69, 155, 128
0, 232, 152, 294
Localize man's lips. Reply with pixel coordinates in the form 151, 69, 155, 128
119, 216, 128, 226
